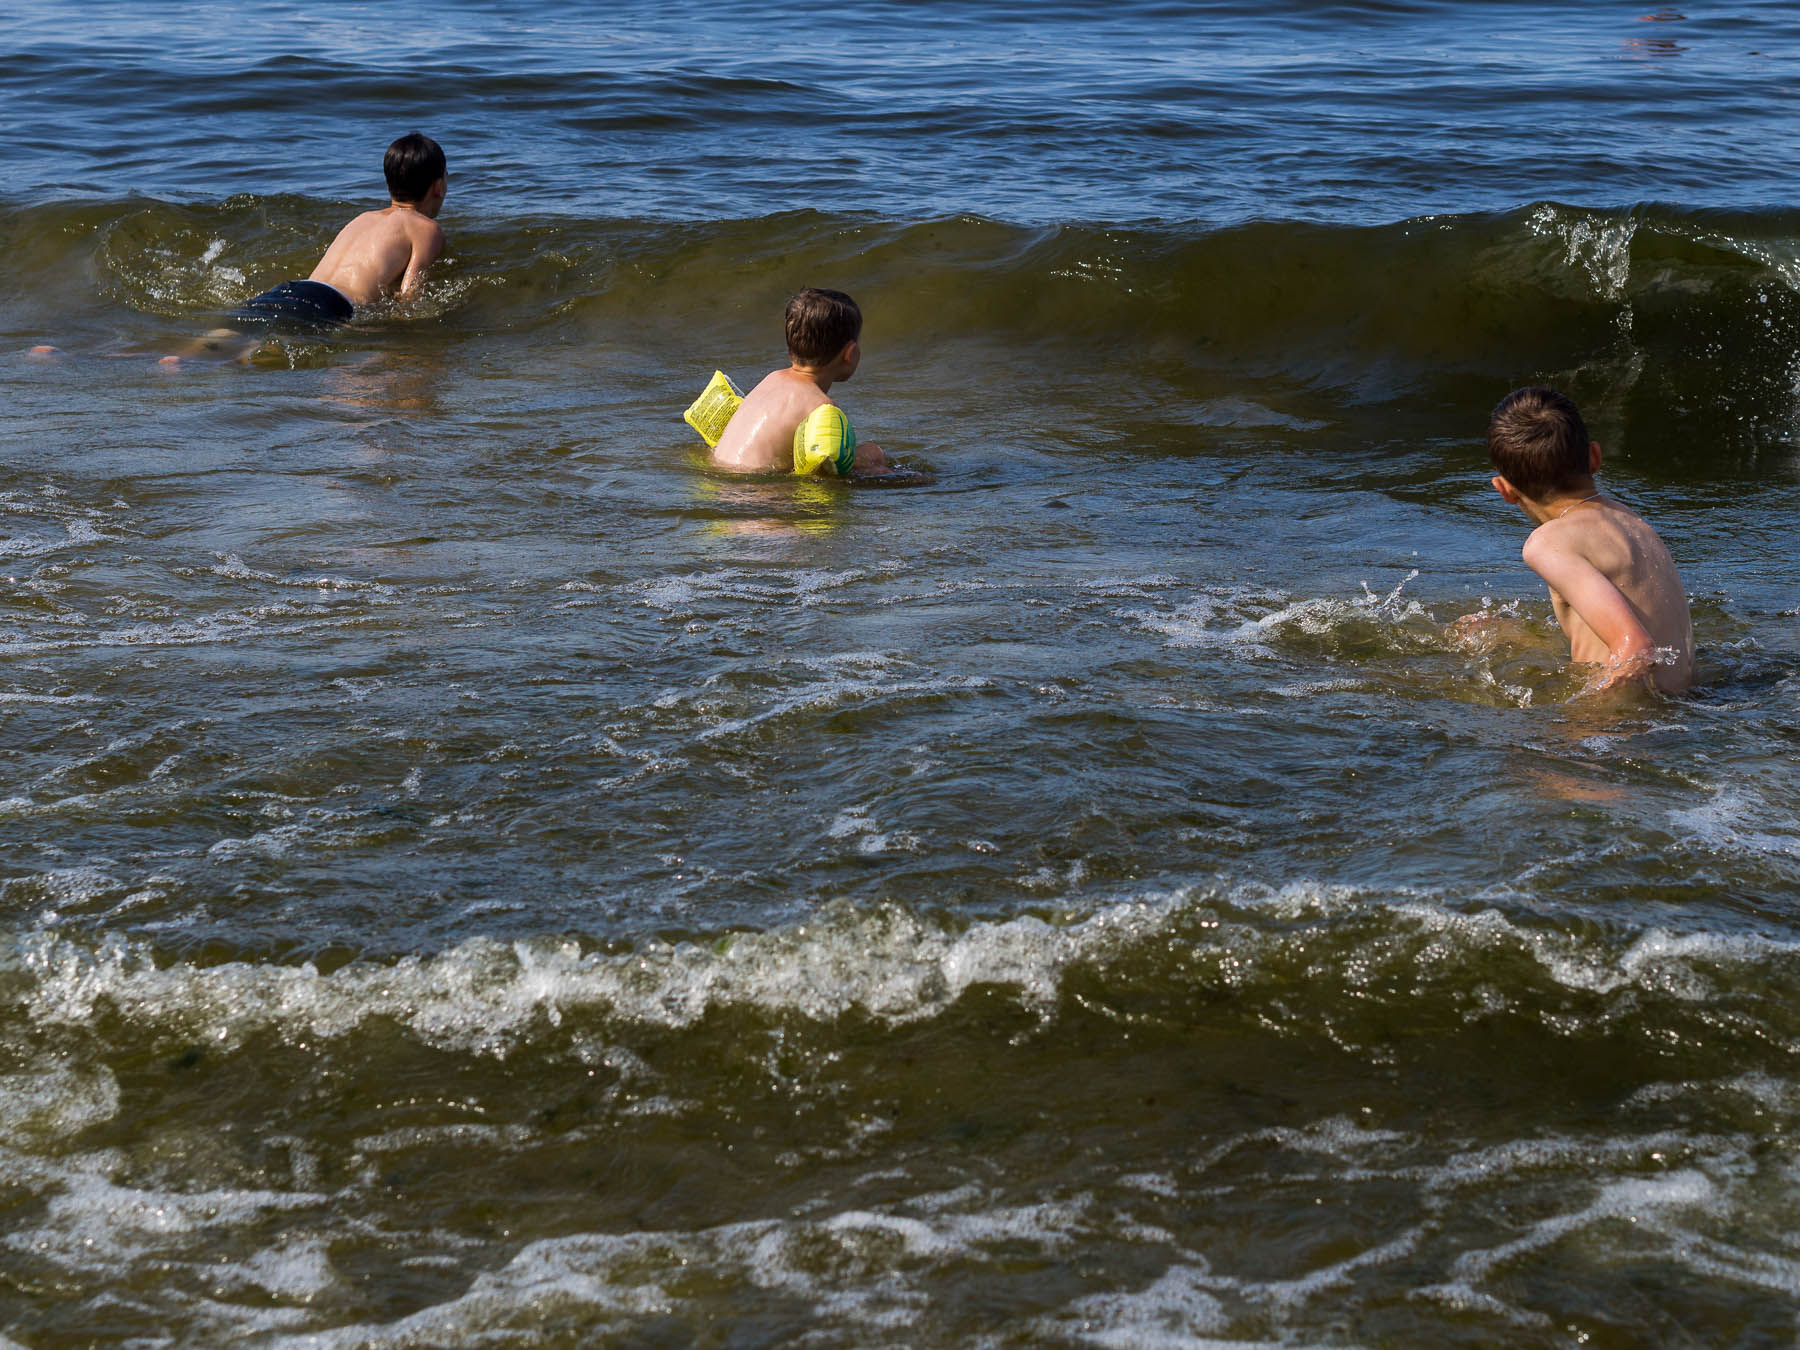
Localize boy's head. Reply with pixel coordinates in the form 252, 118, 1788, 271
1487, 386, 1596, 500
785, 288, 862, 370
385, 132, 446, 205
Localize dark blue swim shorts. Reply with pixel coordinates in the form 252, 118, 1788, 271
231, 279, 354, 327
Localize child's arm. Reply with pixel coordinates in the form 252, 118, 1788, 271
1521, 533, 1654, 689
397, 224, 445, 300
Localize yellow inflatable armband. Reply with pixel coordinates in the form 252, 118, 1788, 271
684, 370, 744, 447
793, 403, 856, 477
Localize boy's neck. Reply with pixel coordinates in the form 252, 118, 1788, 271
789, 360, 834, 393
1524, 477, 1601, 525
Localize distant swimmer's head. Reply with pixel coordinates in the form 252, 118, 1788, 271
786, 287, 863, 377
385, 132, 447, 212
1487, 385, 1600, 501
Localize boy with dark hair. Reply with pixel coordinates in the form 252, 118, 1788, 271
1476, 385, 1693, 693
383, 132, 447, 207
709, 287, 892, 476
160, 132, 447, 363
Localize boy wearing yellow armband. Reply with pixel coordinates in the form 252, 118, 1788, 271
709, 288, 892, 477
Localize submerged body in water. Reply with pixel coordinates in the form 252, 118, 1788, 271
159, 132, 448, 366
710, 288, 893, 478
1481, 387, 1696, 695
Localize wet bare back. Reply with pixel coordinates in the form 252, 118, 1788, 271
309, 204, 444, 307
1525, 499, 1695, 693
710, 369, 832, 473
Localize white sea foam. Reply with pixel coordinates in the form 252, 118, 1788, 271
1670, 1232, 1800, 1299
205, 553, 396, 593
353, 1123, 535, 1155
1269, 677, 1370, 698
0, 1089, 1790, 1346
0, 605, 381, 657
1119, 1172, 1180, 1198
0, 1064, 120, 1141
1448, 1170, 1720, 1283
266, 1191, 1093, 1348
0, 518, 109, 558
1021, 858, 1089, 892
222, 1237, 341, 1304
9, 883, 1800, 1057
689, 654, 990, 744
5, 898, 1115, 1053
1257, 1228, 1427, 1310
1669, 787, 1800, 860
1125, 591, 1278, 654
1080, 574, 1185, 599
1381, 893, 1796, 1007
8, 1170, 327, 1266
0, 691, 99, 705
628, 567, 868, 619
1052, 1264, 1239, 1348
1221, 1115, 1408, 1162
828, 803, 922, 855
208, 823, 310, 860
1126, 573, 1429, 656
1420, 1130, 1723, 1194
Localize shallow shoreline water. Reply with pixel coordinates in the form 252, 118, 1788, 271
5, 2, 1800, 1345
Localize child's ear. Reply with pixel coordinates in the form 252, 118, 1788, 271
1491, 474, 1521, 504
1588, 440, 1602, 474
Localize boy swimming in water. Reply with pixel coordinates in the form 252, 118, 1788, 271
709, 288, 892, 477
157, 132, 447, 364
1472, 386, 1693, 693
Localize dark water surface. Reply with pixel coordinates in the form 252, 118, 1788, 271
4, 2, 1800, 1346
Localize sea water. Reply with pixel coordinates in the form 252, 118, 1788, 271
3, 1, 1800, 1345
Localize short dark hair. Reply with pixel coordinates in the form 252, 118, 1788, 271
1487, 386, 1592, 497
785, 288, 862, 365
384, 132, 445, 203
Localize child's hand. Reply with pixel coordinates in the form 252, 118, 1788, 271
1449, 612, 1499, 637
1448, 612, 1516, 649
851, 442, 891, 475
1579, 646, 1656, 695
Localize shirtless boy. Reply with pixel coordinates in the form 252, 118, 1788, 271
710, 288, 892, 477
1476, 386, 1694, 693
159, 132, 447, 364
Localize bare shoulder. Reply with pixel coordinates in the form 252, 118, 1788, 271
340, 206, 438, 249
1521, 513, 1621, 595
748, 368, 826, 413
730, 370, 782, 415
1520, 517, 1579, 569
407, 212, 446, 246
325, 207, 383, 245
1528, 501, 1653, 561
